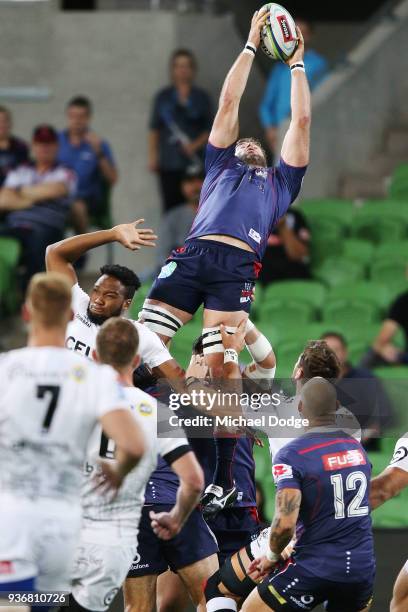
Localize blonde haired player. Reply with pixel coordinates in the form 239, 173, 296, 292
0, 273, 145, 600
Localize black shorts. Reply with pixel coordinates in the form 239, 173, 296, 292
127, 505, 218, 578
258, 559, 374, 611
148, 239, 260, 315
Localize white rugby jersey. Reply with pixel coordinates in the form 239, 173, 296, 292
0, 347, 128, 504
66, 284, 171, 368
388, 434, 408, 471
81, 386, 189, 526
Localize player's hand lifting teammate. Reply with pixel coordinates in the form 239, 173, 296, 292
113, 219, 157, 251
220, 318, 247, 354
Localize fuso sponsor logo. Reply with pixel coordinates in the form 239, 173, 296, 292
322, 449, 366, 471
273, 463, 293, 482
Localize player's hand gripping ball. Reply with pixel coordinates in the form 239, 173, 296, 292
259, 3, 298, 62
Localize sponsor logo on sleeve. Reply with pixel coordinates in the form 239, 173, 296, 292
273, 463, 293, 482
390, 445, 408, 465
322, 449, 366, 471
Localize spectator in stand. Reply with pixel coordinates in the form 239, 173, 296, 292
0, 106, 29, 187
148, 49, 213, 212
321, 331, 394, 451
156, 166, 203, 268
0, 125, 76, 288
258, 208, 311, 286
259, 19, 328, 157
58, 95, 117, 234
361, 290, 408, 369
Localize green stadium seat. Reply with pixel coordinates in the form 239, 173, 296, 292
300, 198, 355, 225
341, 239, 374, 267
314, 258, 365, 287
374, 241, 408, 261
308, 218, 345, 267
370, 258, 407, 286
389, 164, 408, 200
351, 212, 406, 243
322, 299, 379, 325
327, 282, 391, 312
0, 237, 21, 313
373, 367, 408, 436
0, 237, 21, 269
263, 281, 327, 314
256, 300, 315, 325
363, 199, 408, 223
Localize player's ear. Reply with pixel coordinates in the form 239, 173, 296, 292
122, 299, 132, 313
92, 349, 100, 363
21, 302, 30, 323
132, 354, 141, 369
293, 366, 303, 381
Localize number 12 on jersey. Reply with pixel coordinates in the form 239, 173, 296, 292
330, 471, 369, 519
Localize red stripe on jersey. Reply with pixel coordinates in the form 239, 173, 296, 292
297, 438, 360, 455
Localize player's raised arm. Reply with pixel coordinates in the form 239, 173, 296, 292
209, 9, 268, 148
46, 220, 157, 286
280, 27, 311, 167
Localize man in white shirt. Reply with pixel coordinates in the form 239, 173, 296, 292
0, 124, 76, 287
46, 221, 184, 379
370, 434, 408, 611
68, 317, 204, 612
0, 273, 145, 597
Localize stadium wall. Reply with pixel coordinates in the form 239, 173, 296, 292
288, 0, 408, 199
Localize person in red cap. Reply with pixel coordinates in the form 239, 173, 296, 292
0, 123, 76, 288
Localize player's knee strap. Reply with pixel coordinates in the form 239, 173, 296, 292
202, 326, 237, 355
139, 304, 183, 338
218, 553, 256, 599
243, 361, 276, 381
246, 330, 273, 363
205, 571, 224, 601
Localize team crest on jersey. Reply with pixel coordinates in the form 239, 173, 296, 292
240, 282, 253, 304
322, 448, 366, 471
158, 261, 177, 279
137, 401, 153, 416
273, 463, 293, 482
390, 445, 408, 464
71, 365, 86, 382
255, 168, 267, 179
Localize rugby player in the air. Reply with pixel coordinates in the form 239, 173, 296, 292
240, 377, 374, 612
141, 11, 310, 509
0, 274, 144, 598
67, 318, 204, 612
370, 433, 408, 611
142, 12, 309, 363
46, 222, 184, 379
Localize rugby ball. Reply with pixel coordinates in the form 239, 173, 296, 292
259, 3, 298, 62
